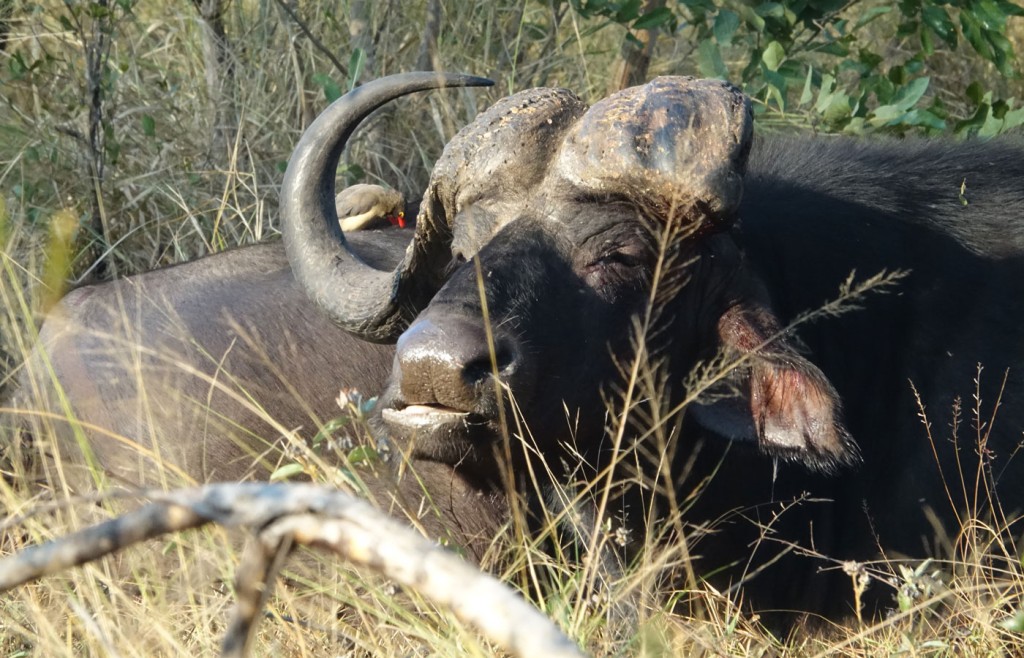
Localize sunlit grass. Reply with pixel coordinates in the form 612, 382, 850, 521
2, 1, 1024, 656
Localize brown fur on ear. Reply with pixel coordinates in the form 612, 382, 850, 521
693, 304, 860, 472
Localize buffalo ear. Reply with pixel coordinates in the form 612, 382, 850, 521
690, 304, 860, 472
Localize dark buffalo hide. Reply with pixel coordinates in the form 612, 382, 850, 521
284, 77, 1024, 621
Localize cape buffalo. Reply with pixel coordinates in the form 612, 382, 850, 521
5, 77, 478, 489
280, 74, 1024, 618
5, 74, 504, 561
11, 71, 1024, 619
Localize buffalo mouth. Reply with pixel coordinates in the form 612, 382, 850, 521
380, 402, 501, 465
381, 403, 471, 430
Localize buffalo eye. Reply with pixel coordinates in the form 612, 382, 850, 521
596, 249, 644, 268
581, 245, 650, 294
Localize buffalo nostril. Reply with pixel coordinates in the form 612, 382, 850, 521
462, 341, 517, 386
396, 317, 520, 412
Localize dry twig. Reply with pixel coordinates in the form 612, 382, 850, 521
0, 482, 587, 658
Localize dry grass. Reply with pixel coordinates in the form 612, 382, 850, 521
2, 1, 1024, 656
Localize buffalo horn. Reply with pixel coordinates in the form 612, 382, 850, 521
553, 77, 753, 230
282, 72, 493, 342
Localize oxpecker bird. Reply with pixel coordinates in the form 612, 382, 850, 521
335, 184, 406, 231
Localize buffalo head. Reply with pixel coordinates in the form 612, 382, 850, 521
283, 74, 858, 488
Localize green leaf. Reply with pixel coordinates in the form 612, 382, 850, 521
760, 66, 787, 111
859, 50, 883, 70
633, 6, 673, 29
852, 6, 892, 30
890, 76, 930, 111
755, 2, 785, 18
817, 41, 850, 57
799, 66, 814, 107
697, 39, 727, 79
900, 109, 946, 131
884, 64, 909, 86
347, 445, 379, 465
360, 396, 378, 414
1002, 107, 1024, 133
862, 75, 896, 105
920, 23, 935, 55
871, 103, 904, 123
311, 73, 342, 103
1000, 611, 1024, 633
974, 0, 1006, 31
970, 98, 1019, 137
762, 41, 785, 71
954, 101, 991, 135
987, 30, 1013, 77
814, 73, 836, 113
870, 104, 945, 131
614, 0, 642, 23
8, 53, 26, 78
736, 4, 765, 32
922, 5, 956, 47
570, 0, 608, 19
713, 10, 739, 44
338, 162, 365, 185
822, 92, 852, 125
88, 3, 111, 19
992, 98, 1010, 120
348, 48, 366, 91
960, 12, 995, 61
997, 0, 1024, 17
310, 416, 353, 449
141, 114, 156, 137
270, 463, 306, 481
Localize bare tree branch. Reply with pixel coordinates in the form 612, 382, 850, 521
415, 0, 442, 72
0, 0, 13, 53
190, 0, 238, 164
608, 0, 666, 94
222, 535, 291, 658
272, 0, 349, 78
0, 498, 206, 588
348, 0, 375, 79
0, 483, 588, 658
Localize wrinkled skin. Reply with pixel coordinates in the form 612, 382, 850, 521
381, 133, 1024, 619
284, 75, 1024, 620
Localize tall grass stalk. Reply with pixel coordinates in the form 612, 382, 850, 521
2, 1, 1023, 656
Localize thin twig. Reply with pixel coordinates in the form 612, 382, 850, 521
0, 501, 206, 589
272, 0, 349, 77
0, 483, 588, 658
222, 535, 290, 658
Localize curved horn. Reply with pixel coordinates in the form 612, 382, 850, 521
282, 72, 493, 342
553, 77, 752, 230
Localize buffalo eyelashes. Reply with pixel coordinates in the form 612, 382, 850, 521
595, 249, 644, 268
582, 247, 650, 294
587, 244, 651, 273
